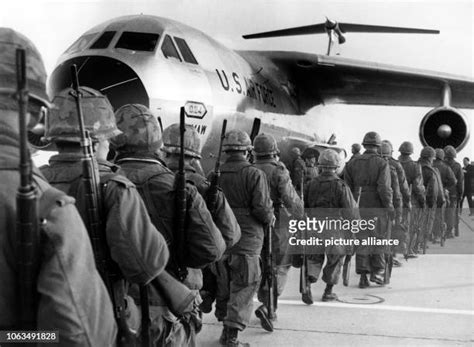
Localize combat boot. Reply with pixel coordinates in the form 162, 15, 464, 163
254, 305, 274, 332
219, 325, 229, 345
358, 273, 369, 288
227, 328, 250, 347
370, 271, 384, 285
322, 284, 338, 301
301, 286, 313, 305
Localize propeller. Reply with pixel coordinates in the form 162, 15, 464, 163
242, 18, 439, 39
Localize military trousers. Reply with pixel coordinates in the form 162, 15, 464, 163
257, 264, 291, 306
445, 196, 457, 233
355, 215, 387, 275
432, 204, 446, 239
215, 253, 261, 331
307, 254, 344, 285
417, 207, 436, 245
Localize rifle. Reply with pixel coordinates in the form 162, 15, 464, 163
174, 107, 188, 281
248, 117, 261, 163
206, 119, 227, 214
262, 222, 277, 328
299, 176, 310, 299
384, 217, 393, 284
455, 198, 460, 237
16, 48, 40, 330
343, 187, 361, 286
70, 65, 135, 346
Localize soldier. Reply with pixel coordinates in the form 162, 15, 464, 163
382, 140, 409, 264
111, 104, 226, 346
344, 131, 394, 288
303, 151, 319, 186
461, 157, 474, 216
432, 149, 456, 242
288, 147, 306, 196
251, 133, 304, 327
444, 145, 464, 237
380, 142, 403, 271
418, 147, 442, 251
215, 129, 274, 347
161, 122, 241, 314
398, 141, 426, 257
40, 93, 170, 344
304, 149, 358, 301
0, 28, 117, 345
350, 143, 362, 160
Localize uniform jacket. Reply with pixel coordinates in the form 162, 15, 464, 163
115, 156, 225, 271
388, 157, 410, 208
388, 161, 403, 219
304, 163, 319, 187
1, 128, 116, 346
343, 149, 394, 210
167, 158, 241, 251
464, 164, 474, 194
220, 155, 274, 255
420, 160, 441, 208
445, 158, 464, 198
289, 156, 305, 192
41, 153, 169, 285
398, 155, 426, 207
433, 159, 457, 195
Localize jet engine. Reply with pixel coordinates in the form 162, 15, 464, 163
419, 106, 470, 151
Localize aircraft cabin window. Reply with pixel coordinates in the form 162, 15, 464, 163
115, 31, 159, 52
64, 33, 96, 54
161, 35, 182, 61
174, 37, 198, 65
90, 31, 116, 49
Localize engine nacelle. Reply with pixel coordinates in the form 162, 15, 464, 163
419, 106, 470, 151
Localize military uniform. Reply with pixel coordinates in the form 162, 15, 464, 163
112, 105, 226, 346
418, 147, 442, 249
304, 150, 358, 300
398, 141, 426, 256
288, 148, 306, 195
444, 146, 464, 237
252, 134, 304, 313
344, 132, 393, 287
214, 130, 274, 346
0, 28, 117, 345
304, 161, 319, 186
432, 151, 456, 241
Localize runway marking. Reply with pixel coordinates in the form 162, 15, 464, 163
272, 299, 474, 316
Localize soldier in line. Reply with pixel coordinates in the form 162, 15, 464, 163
215, 130, 274, 347
381, 140, 409, 265
252, 134, 304, 328
40, 87, 171, 342
461, 157, 474, 216
432, 149, 456, 242
303, 151, 319, 186
380, 142, 403, 273
350, 143, 362, 161
398, 141, 426, 257
344, 131, 394, 288
444, 146, 464, 237
418, 147, 443, 250
161, 123, 241, 314
304, 149, 359, 301
110, 104, 226, 346
0, 28, 119, 345
288, 147, 306, 196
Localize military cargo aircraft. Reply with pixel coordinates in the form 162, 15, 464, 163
43, 14, 473, 172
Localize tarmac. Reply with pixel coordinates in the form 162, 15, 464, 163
198, 210, 474, 346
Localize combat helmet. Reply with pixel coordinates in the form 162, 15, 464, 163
362, 131, 382, 147
253, 133, 278, 156
435, 148, 445, 160
111, 104, 162, 152
162, 123, 201, 158
444, 145, 457, 158
318, 149, 340, 168
0, 28, 49, 109
420, 146, 436, 159
380, 142, 392, 157
44, 87, 120, 142
223, 129, 251, 152
399, 141, 414, 155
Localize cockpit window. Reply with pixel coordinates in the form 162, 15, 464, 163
174, 37, 198, 65
161, 35, 181, 61
115, 31, 159, 52
64, 33, 97, 54
90, 31, 116, 49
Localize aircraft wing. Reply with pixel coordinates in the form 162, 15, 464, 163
240, 51, 474, 113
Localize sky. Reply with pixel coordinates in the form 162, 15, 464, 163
2, 0, 473, 158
